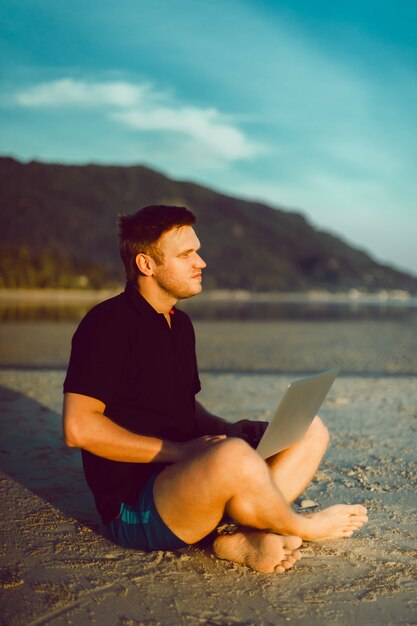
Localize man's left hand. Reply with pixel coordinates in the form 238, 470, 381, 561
227, 419, 269, 448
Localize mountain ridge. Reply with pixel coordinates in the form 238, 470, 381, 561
1, 156, 416, 293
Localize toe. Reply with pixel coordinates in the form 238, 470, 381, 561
350, 518, 367, 527
352, 505, 367, 515
292, 549, 302, 561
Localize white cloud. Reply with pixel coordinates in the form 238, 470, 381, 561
112, 106, 260, 160
14, 78, 261, 162
16, 78, 150, 108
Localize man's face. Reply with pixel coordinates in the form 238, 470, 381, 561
150, 226, 206, 300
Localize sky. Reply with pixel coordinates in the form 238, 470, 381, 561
1, 0, 416, 277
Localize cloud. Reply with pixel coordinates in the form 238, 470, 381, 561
15, 78, 150, 108
112, 107, 259, 160
14, 78, 261, 162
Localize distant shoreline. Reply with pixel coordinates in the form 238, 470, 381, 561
0, 288, 121, 302
0, 287, 414, 305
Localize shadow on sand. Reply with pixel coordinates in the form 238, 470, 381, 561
0, 383, 101, 532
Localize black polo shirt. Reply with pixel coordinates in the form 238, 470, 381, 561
63, 281, 201, 524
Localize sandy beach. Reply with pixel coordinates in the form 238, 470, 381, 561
1, 303, 416, 625
1, 362, 416, 625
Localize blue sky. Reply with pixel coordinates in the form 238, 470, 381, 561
1, 0, 416, 278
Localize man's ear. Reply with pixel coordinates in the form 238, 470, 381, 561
135, 253, 153, 276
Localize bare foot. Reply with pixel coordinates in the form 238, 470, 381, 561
213, 531, 302, 574
303, 504, 368, 541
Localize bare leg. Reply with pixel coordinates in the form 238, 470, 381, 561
215, 415, 329, 572
218, 415, 346, 570
267, 415, 330, 503
263, 416, 369, 540
154, 438, 296, 544
153, 438, 368, 554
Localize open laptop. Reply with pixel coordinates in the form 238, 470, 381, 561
255, 368, 339, 459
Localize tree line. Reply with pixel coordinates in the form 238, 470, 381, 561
0, 245, 119, 289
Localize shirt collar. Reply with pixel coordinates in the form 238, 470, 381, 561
125, 281, 175, 322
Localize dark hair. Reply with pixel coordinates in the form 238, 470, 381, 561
118, 205, 196, 281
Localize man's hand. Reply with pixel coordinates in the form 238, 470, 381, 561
175, 434, 227, 462
173, 420, 269, 464
227, 419, 269, 448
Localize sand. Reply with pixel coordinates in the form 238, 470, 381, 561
1, 368, 416, 626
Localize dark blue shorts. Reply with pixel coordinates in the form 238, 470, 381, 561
106, 471, 189, 551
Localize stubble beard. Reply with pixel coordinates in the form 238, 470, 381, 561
156, 272, 202, 302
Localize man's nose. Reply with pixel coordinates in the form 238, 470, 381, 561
196, 254, 207, 268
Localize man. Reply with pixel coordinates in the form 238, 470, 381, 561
63, 205, 368, 574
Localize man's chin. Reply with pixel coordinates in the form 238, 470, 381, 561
177, 284, 203, 300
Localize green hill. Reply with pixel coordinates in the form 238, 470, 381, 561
0, 156, 416, 292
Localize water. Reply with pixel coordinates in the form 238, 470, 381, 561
1, 295, 417, 322
1, 296, 416, 374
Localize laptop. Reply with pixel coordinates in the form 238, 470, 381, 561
255, 368, 339, 459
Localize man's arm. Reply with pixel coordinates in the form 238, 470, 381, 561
63, 393, 225, 463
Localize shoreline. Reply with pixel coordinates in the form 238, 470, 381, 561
0, 287, 415, 305
1, 364, 417, 379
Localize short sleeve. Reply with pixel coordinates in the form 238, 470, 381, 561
63, 307, 128, 407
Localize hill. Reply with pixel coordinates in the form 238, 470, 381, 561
0, 156, 416, 292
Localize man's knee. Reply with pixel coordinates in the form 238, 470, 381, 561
306, 415, 330, 450
207, 437, 263, 480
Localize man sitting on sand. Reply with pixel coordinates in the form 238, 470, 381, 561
63, 204, 368, 574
